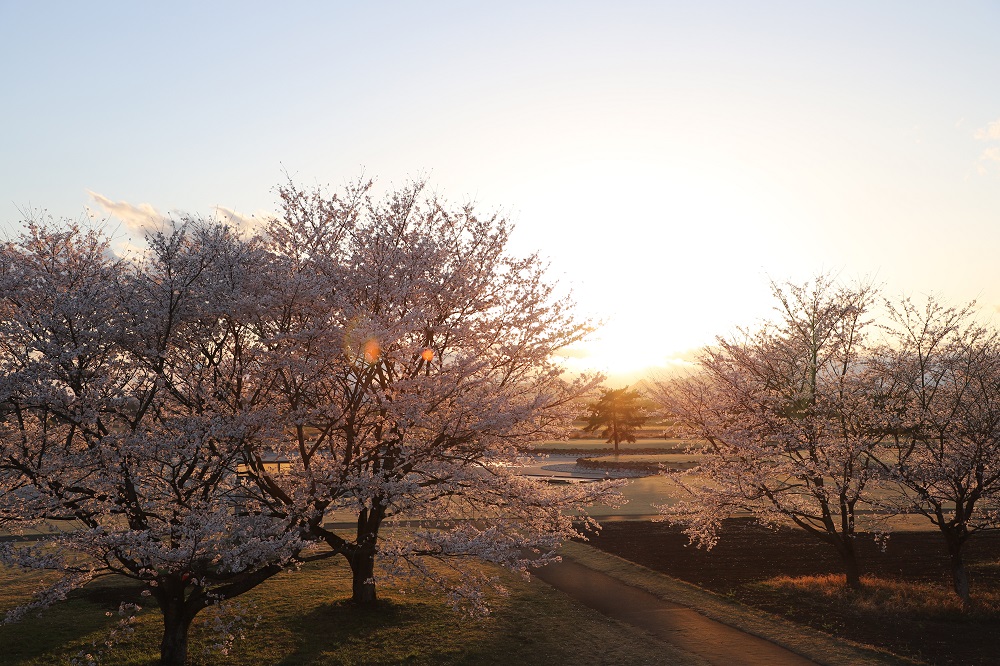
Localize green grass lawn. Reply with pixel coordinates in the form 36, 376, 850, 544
0, 552, 695, 665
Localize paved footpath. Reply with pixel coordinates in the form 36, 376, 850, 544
533, 556, 819, 666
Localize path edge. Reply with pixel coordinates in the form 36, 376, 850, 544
558, 541, 920, 666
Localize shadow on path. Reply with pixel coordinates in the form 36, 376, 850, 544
533, 557, 818, 666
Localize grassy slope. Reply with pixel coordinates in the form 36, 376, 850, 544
0, 554, 705, 665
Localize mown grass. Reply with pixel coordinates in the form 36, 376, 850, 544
753, 573, 1000, 621
0, 552, 694, 665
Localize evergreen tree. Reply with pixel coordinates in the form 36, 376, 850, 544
584, 386, 649, 454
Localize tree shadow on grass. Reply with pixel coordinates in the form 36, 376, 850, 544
275, 598, 456, 666
0, 576, 143, 666
267, 589, 667, 666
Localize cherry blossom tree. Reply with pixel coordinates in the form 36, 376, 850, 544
872, 297, 1000, 602
0, 221, 310, 665
654, 276, 882, 589
0, 177, 620, 666
237, 179, 621, 607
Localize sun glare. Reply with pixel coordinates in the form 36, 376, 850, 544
560, 318, 699, 384
514, 158, 794, 379
363, 338, 381, 363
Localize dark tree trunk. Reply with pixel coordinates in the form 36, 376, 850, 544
158, 593, 195, 666
150, 565, 281, 665
843, 550, 862, 591
351, 544, 378, 605
350, 506, 383, 606
945, 533, 971, 603
831, 534, 863, 590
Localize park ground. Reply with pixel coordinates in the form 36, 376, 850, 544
553, 435, 1000, 664
5, 520, 999, 664
588, 519, 1000, 666
4, 435, 1000, 664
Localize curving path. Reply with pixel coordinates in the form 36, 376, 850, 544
532, 556, 818, 666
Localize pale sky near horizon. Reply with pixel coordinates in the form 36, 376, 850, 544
3, 2, 1000, 385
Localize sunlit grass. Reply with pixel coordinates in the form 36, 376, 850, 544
753, 574, 1000, 621
0, 551, 689, 665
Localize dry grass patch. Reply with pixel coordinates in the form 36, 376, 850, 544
757, 574, 1000, 621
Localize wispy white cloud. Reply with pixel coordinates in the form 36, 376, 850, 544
974, 119, 1000, 141
982, 146, 1000, 163
86, 191, 166, 235
87, 192, 273, 251
974, 119, 1000, 167
89, 192, 273, 233
212, 205, 270, 231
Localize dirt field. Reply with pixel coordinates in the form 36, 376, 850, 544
587, 519, 1000, 665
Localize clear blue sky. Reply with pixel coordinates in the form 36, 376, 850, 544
3, 2, 1000, 381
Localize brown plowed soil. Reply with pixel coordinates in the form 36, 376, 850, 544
587, 519, 1000, 665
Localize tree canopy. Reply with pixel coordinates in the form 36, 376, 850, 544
240, 178, 621, 608
871, 296, 1000, 602
0, 222, 303, 664
0, 180, 620, 664
655, 275, 1000, 600
655, 276, 882, 590
584, 386, 649, 454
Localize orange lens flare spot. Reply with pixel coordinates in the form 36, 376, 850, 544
363, 338, 381, 363
421, 348, 434, 362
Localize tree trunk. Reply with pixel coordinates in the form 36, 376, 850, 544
843, 550, 862, 591
945, 535, 971, 603
350, 544, 377, 605
832, 535, 863, 591
951, 554, 971, 603
159, 597, 194, 666
349, 505, 384, 606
